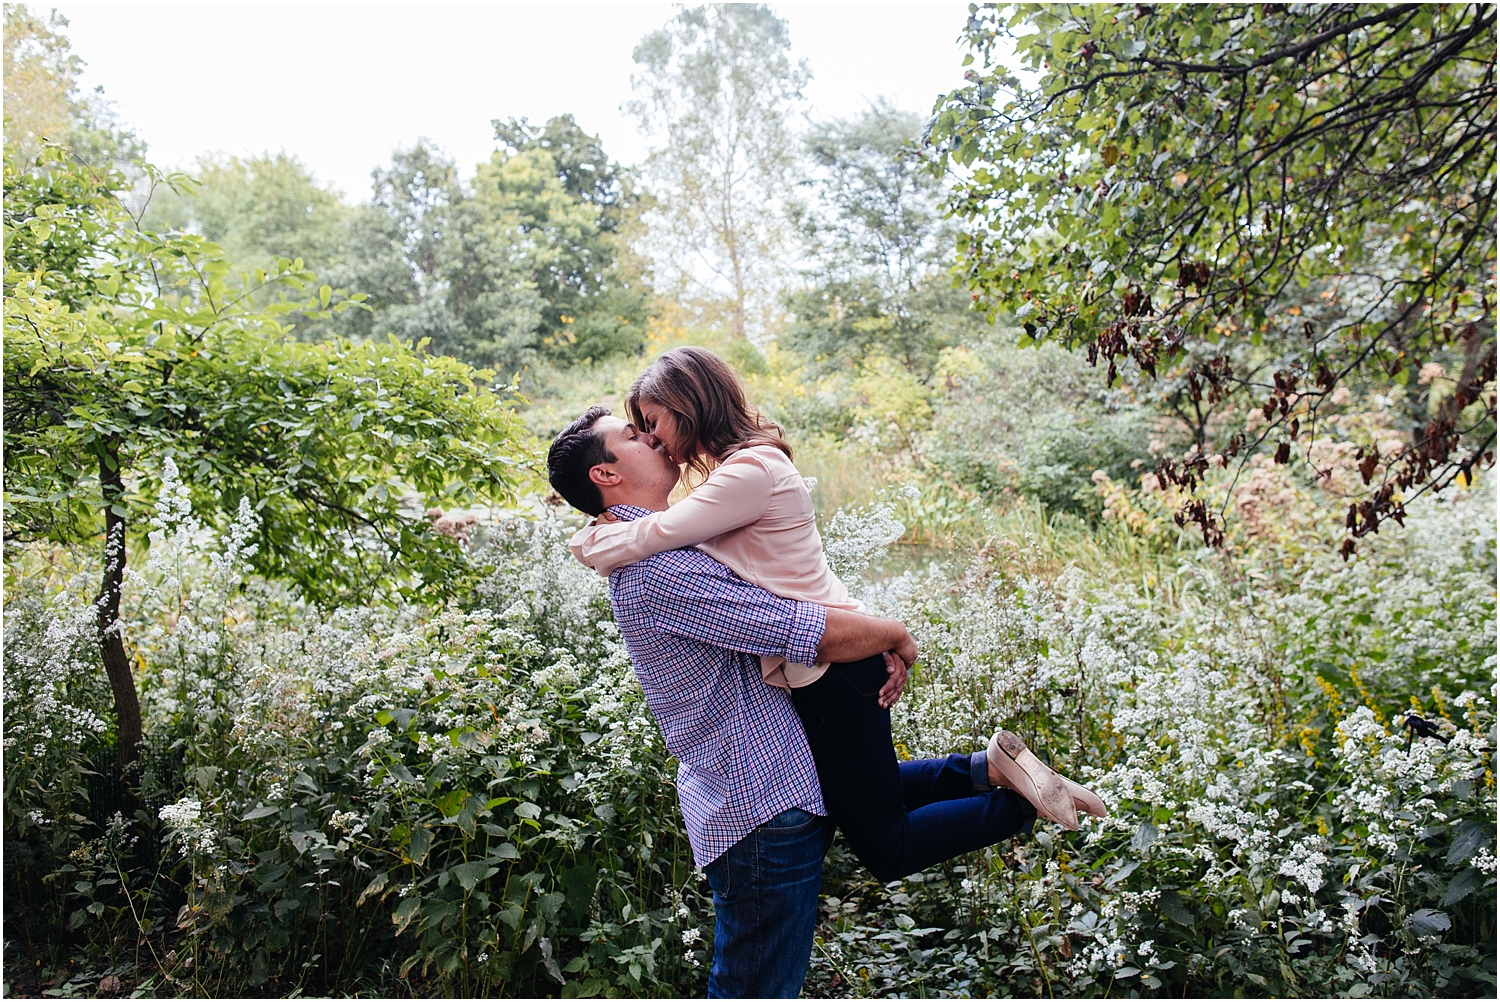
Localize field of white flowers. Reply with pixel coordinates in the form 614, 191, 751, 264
4, 454, 1495, 997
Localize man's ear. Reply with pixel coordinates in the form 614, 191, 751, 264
588, 463, 621, 489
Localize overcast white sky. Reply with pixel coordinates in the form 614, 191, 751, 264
51, 3, 975, 201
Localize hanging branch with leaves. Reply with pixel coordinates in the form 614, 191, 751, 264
929, 3, 1496, 554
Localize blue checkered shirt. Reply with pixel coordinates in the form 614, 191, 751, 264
604, 504, 828, 866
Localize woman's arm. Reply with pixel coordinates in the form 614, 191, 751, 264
569, 452, 775, 575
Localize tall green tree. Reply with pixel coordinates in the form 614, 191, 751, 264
4, 147, 529, 769
336, 142, 546, 369
932, 3, 1496, 550
785, 102, 973, 377
797, 101, 949, 296
323, 127, 647, 373
629, 4, 808, 339
142, 152, 351, 279
2, 5, 142, 168
485, 115, 651, 363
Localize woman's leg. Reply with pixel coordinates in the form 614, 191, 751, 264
787, 656, 1035, 882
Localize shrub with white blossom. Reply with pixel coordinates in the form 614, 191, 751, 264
3, 459, 1493, 996
804, 472, 1495, 998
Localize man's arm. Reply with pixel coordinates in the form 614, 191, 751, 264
818, 608, 917, 669
635, 551, 918, 699
639, 553, 827, 666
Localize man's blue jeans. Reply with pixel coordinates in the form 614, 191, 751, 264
703, 806, 833, 999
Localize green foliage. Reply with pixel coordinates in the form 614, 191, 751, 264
2, 5, 144, 169
320, 126, 649, 374
932, 3, 1496, 544
807, 471, 1496, 998
3, 145, 530, 605
923, 338, 1152, 517
784, 103, 976, 379
744, 333, 1152, 521
2, 141, 123, 307
4, 11, 1495, 1000
141, 153, 351, 280
629, 4, 807, 338
796, 101, 947, 296
783, 277, 985, 382
4, 512, 711, 997
476, 122, 650, 365
5, 466, 1492, 998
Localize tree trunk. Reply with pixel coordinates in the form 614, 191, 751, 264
96, 444, 142, 773
729, 242, 747, 340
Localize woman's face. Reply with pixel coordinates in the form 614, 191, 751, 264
637, 400, 688, 464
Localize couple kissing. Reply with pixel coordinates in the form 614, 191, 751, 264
546, 346, 1106, 999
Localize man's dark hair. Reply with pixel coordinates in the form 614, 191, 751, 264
547, 406, 615, 516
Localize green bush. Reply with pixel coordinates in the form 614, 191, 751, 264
4, 464, 1494, 998
3, 481, 710, 997
923, 338, 1153, 517
808, 473, 1496, 997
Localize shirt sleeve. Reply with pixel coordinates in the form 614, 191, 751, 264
570, 452, 776, 576
640, 554, 825, 667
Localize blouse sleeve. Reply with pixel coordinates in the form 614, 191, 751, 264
569, 451, 776, 576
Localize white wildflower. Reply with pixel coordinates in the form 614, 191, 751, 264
158, 797, 216, 857
1278, 836, 1331, 893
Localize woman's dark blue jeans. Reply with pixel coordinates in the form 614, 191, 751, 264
788, 654, 1036, 882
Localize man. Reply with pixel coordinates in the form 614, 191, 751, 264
546, 407, 1024, 998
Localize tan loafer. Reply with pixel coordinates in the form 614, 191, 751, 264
1061, 775, 1107, 818
987, 730, 1079, 830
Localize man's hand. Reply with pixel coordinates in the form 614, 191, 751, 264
877, 651, 909, 708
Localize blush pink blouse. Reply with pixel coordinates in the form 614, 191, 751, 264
568, 445, 865, 688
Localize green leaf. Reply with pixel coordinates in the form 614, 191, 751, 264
450, 860, 498, 892
288, 829, 326, 854
1441, 867, 1483, 906
392, 897, 420, 935
357, 872, 389, 906
240, 804, 279, 821
1448, 820, 1489, 865
1407, 908, 1451, 935
409, 826, 433, 865
1159, 894, 1194, 928
1105, 859, 1139, 888
435, 789, 469, 819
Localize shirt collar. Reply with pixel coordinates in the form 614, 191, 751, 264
607, 504, 653, 522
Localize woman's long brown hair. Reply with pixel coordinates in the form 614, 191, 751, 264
626, 346, 792, 479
